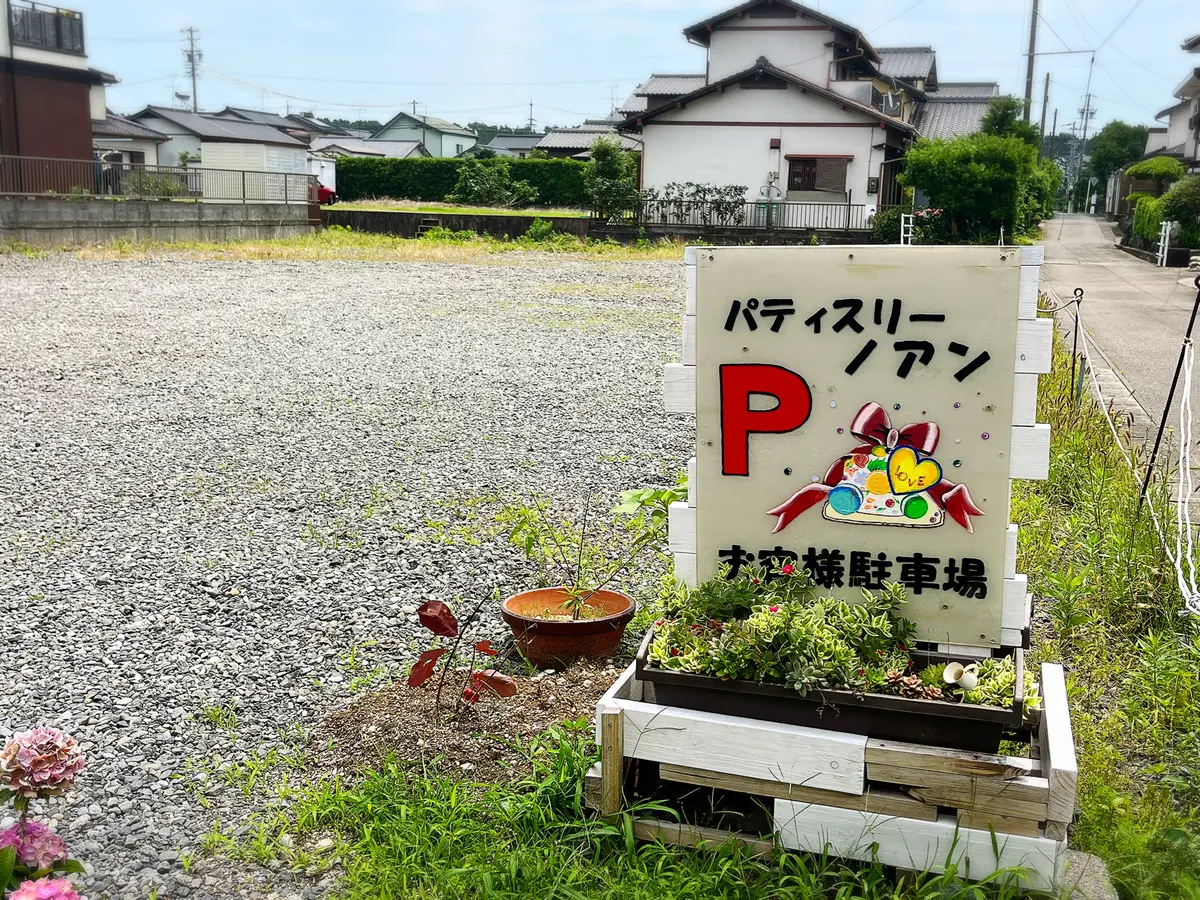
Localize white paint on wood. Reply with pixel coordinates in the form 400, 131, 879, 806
1039, 664, 1078, 825
937, 644, 994, 659
616, 698, 867, 795
674, 551, 697, 587
1010, 424, 1051, 480
1002, 575, 1029, 631
1016, 318, 1053, 373
668, 501, 697, 554
774, 801, 1063, 892
1012, 374, 1038, 425
1019, 266, 1041, 319
687, 457, 697, 507
682, 314, 696, 365
1019, 246, 1045, 267
663, 363, 695, 414
685, 264, 697, 314
1005, 524, 1019, 579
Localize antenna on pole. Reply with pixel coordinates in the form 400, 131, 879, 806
182, 27, 201, 113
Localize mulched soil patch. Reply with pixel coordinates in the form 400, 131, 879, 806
312, 659, 622, 783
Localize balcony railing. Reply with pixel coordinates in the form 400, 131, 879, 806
615, 198, 872, 231
0, 155, 318, 204
9, 1, 85, 55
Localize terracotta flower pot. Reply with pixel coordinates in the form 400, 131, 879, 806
501, 587, 636, 669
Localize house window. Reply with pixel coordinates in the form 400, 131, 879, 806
456, 143, 464, 155
787, 157, 849, 193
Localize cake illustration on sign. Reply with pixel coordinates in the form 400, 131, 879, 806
767, 402, 985, 534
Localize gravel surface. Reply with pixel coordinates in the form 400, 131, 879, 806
0, 253, 692, 898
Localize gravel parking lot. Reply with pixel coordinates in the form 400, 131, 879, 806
0, 252, 691, 898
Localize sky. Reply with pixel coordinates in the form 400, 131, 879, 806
85, 0, 1197, 134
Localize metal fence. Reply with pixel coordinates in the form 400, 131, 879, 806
0, 155, 317, 204
622, 199, 872, 231
9, 1, 85, 54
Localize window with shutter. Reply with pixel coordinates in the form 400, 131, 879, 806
787, 159, 817, 192
814, 158, 848, 193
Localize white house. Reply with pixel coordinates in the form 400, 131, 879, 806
371, 112, 476, 157
1155, 34, 1199, 174
92, 110, 168, 165
619, 0, 996, 213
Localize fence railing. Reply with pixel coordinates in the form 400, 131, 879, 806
0, 155, 317, 204
614, 199, 872, 231
9, 1, 84, 54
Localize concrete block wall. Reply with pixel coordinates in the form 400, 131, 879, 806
0, 199, 315, 248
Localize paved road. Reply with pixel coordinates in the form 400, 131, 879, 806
1041, 213, 1199, 439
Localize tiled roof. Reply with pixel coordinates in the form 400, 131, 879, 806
934, 82, 1000, 98
637, 74, 706, 96
1183, 34, 1200, 52
876, 47, 935, 80
310, 138, 425, 158
486, 135, 542, 150
218, 107, 297, 128
373, 112, 476, 138
536, 127, 642, 151
132, 107, 306, 146
913, 97, 995, 139
92, 111, 169, 141
682, 0, 879, 63
616, 94, 648, 115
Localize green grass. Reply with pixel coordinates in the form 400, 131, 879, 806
240, 720, 1037, 899
335, 201, 587, 218
1014, 330, 1200, 898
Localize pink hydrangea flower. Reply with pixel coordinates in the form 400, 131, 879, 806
0, 821, 69, 869
0, 727, 86, 798
9, 877, 80, 900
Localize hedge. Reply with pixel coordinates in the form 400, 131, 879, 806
335, 157, 589, 207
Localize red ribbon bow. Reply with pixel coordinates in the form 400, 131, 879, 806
766, 402, 985, 534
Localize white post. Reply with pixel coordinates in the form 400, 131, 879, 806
899, 213, 914, 246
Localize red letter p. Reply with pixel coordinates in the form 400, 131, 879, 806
720, 364, 812, 476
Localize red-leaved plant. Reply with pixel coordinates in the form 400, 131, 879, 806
408, 598, 516, 714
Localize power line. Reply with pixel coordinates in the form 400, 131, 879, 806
1097, 0, 1145, 49
1037, 12, 1074, 53
193, 71, 647, 88
867, 0, 930, 34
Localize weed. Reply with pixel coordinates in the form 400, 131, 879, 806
199, 702, 239, 738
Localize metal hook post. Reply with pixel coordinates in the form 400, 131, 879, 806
1140, 274, 1200, 510
1069, 288, 1085, 406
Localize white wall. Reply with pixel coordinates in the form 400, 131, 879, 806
202, 142, 266, 171
640, 82, 882, 207
92, 138, 162, 166
708, 24, 832, 83
10, 44, 90, 70
310, 156, 335, 192
264, 145, 306, 173
136, 116, 201, 167
0, 4, 8, 56
1166, 104, 1190, 152
89, 84, 106, 121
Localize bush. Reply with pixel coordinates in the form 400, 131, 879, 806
524, 217, 554, 241
870, 206, 903, 243
1133, 195, 1165, 242
901, 133, 1056, 241
1126, 156, 1186, 189
446, 159, 537, 208
334, 157, 589, 206
584, 137, 639, 219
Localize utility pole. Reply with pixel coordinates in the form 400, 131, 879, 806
182, 27, 201, 112
1022, 0, 1039, 121
1077, 55, 1096, 183
1039, 73, 1050, 139
527, 99, 534, 132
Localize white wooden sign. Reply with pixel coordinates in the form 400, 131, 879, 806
666, 245, 1049, 648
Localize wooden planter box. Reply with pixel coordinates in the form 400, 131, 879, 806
586, 661, 1077, 893
634, 632, 1025, 753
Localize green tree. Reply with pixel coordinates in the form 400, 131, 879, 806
328, 118, 384, 133
901, 134, 1040, 237
446, 159, 537, 208
1126, 156, 1187, 195
980, 96, 1041, 147
1087, 120, 1149, 182
1161, 176, 1200, 246
467, 122, 538, 146
583, 136, 639, 218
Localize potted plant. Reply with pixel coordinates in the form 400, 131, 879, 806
499, 482, 684, 668
635, 565, 1039, 753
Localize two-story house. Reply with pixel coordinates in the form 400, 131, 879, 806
0, 0, 115, 159
619, 0, 997, 213
1155, 34, 1199, 174
371, 111, 476, 157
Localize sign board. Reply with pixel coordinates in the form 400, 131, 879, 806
672, 245, 1049, 647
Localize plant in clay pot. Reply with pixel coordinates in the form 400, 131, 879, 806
499, 481, 684, 667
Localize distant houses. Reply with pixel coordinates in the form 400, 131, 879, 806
128, 106, 308, 172
371, 112, 477, 157
534, 124, 641, 159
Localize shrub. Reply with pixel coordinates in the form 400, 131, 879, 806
334, 157, 588, 206
1162, 176, 1200, 225
1126, 157, 1186, 194
1133, 195, 1165, 242
870, 206, 903, 243
524, 217, 554, 241
641, 182, 748, 226
1126, 191, 1154, 209
123, 171, 186, 198
584, 137, 639, 220
446, 159, 537, 208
